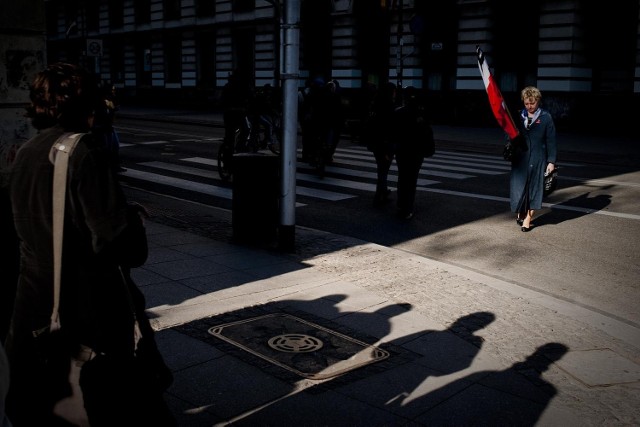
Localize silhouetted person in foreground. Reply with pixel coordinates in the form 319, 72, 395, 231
6, 62, 174, 426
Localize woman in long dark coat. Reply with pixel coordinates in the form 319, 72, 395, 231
510, 86, 557, 231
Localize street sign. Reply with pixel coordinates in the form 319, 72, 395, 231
86, 39, 103, 57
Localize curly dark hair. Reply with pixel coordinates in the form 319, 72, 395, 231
26, 62, 100, 131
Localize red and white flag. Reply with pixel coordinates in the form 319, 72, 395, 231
476, 45, 519, 140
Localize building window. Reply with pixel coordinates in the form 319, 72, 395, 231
109, 40, 125, 83
233, 0, 254, 13
196, 31, 216, 89
64, 0, 79, 34
108, 0, 124, 28
583, 1, 638, 92
165, 35, 182, 83
136, 0, 151, 24
196, 0, 215, 17
136, 41, 152, 87
45, 1, 58, 37
489, 0, 538, 93
164, 0, 181, 20
85, 1, 99, 33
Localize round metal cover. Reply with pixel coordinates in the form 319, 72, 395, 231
268, 334, 323, 353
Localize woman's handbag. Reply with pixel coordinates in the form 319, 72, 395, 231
502, 140, 515, 161
544, 168, 558, 196
503, 134, 527, 162
79, 268, 175, 427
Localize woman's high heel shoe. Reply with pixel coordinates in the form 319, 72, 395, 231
521, 225, 532, 232
516, 218, 524, 226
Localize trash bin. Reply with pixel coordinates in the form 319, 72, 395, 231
232, 152, 279, 244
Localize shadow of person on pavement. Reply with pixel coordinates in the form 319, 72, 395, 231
404, 342, 569, 425
319, 311, 496, 421
379, 311, 496, 416
167, 298, 423, 426
538, 192, 611, 226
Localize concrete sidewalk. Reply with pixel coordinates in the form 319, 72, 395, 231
117, 105, 640, 425
126, 187, 640, 427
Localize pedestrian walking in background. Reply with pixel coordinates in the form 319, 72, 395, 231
510, 86, 557, 231
250, 83, 281, 151
311, 79, 344, 175
393, 86, 434, 220
364, 82, 398, 207
297, 79, 312, 161
5, 62, 174, 426
93, 82, 125, 173
221, 70, 252, 146
299, 77, 325, 166
323, 79, 346, 164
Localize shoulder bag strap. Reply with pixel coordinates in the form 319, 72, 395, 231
48, 132, 84, 332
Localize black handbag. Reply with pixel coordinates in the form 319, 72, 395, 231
503, 134, 527, 162
79, 336, 175, 426
79, 267, 176, 427
544, 169, 558, 196
502, 141, 515, 161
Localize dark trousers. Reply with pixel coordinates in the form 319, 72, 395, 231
396, 155, 424, 214
373, 150, 394, 200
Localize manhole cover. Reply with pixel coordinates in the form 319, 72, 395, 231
208, 313, 390, 380
268, 334, 324, 352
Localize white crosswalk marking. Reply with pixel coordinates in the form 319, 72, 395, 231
139, 161, 217, 178
136, 140, 170, 145
122, 146, 553, 205
305, 148, 505, 175
182, 157, 215, 166
322, 157, 474, 179
121, 169, 232, 199
138, 160, 353, 201
297, 163, 438, 186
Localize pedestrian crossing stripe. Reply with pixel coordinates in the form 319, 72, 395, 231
155, 159, 352, 201
122, 168, 232, 199
129, 161, 352, 202
120, 147, 561, 204
297, 148, 507, 175
296, 163, 438, 186
178, 157, 433, 191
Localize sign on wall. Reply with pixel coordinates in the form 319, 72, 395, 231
86, 39, 103, 57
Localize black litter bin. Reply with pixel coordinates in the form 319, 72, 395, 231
232, 152, 279, 243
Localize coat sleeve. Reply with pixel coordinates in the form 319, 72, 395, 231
70, 135, 148, 267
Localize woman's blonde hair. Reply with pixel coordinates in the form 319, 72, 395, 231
521, 86, 542, 101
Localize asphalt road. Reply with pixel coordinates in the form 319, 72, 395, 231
115, 118, 640, 331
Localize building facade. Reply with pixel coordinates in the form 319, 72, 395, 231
44, 0, 640, 133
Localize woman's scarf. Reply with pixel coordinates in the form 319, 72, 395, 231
521, 108, 541, 129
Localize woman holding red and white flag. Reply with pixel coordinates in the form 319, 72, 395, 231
510, 86, 557, 231
476, 46, 557, 232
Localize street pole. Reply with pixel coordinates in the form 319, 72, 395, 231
396, 0, 403, 102
278, 0, 300, 252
